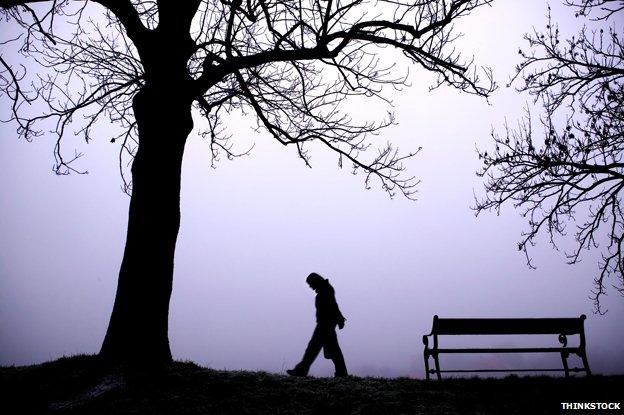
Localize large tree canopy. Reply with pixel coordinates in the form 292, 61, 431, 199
476, 0, 624, 312
1, 0, 494, 196
1, 0, 494, 363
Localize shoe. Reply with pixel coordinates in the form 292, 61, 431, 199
334, 372, 349, 378
286, 369, 307, 377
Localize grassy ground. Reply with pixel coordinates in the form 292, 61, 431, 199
1, 355, 622, 414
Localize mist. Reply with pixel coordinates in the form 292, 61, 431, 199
1, 0, 623, 377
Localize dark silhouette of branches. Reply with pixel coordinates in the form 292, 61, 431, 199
475, 1, 624, 312
565, 0, 624, 20
1, 1, 142, 189
1, 0, 495, 199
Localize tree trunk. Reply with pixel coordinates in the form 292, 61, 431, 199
100, 83, 193, 364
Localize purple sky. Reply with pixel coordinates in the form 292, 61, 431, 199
1, 0, 623, 377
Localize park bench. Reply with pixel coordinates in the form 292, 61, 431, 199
422, 315, 591, 380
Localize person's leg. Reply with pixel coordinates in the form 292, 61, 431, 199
324, 328, 348, 377
290, 325, 324, 375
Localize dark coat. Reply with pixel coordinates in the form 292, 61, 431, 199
315, 279, 345, 326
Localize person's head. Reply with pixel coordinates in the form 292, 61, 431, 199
306, 272, 325, 292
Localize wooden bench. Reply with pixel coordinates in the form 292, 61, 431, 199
422, 315, 591, 380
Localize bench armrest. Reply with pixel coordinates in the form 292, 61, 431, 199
422, 334, 431, 347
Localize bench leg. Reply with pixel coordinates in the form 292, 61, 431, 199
433, 353, 442, 381
560, 351, 570, 378
424, 351, 431, 380
581, 351, 592, 376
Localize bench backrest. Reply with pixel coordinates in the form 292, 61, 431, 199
431, 315, 586, 335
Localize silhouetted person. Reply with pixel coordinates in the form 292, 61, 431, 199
287, 272, 348, 377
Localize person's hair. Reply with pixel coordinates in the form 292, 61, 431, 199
306, 272, 324, 287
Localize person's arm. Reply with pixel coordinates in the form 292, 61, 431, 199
332, 296, 346, 329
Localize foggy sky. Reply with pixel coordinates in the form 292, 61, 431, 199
1, 0, 623, 377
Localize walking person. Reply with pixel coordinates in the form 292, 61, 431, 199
287, 272, 348, 377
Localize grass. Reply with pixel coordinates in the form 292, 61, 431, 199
1, 355, 622, 414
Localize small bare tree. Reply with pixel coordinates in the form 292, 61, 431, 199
475, 0, 624, 312
1, 0, 494, 363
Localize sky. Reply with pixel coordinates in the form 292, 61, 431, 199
1, 0, 623, 378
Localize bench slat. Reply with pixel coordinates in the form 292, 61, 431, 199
433, 368, 586, 373
433, 317, 585, 335
434, 347, 580, 354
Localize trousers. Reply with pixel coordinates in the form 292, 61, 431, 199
294, 323, 347, 376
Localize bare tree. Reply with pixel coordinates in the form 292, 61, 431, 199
475, 0, 624, 312
1, 0, 494, 364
